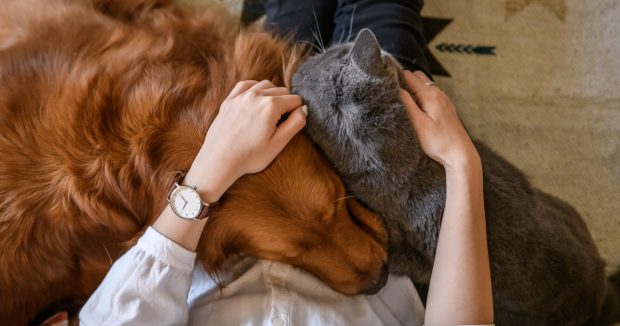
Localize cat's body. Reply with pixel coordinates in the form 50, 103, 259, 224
293, 29, 620, 325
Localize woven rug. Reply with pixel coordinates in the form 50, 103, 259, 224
421, 0, 620, 273
179, 0, 620, 273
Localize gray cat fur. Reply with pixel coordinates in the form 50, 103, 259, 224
291, 28, 620, 325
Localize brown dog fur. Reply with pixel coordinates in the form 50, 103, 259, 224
0, 0, 388, 323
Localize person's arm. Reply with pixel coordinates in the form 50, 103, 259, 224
152, 79, 306, 251
400, 70, 494, 325
79, 227, 197, 326
79, 80, 306, 325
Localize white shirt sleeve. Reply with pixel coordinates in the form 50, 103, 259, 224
79, 227, 197, 326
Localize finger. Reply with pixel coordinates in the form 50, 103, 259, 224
403, 70, 441, 111
400, 89, 431, 128
248, 79, 277, 92
272, 94, 303, 115
402, 71, 430, 110
412, 70, 443, 94
413, 70, 433, 83
270, 105, 307, 152
256, 87, 290, 97
227, 80, 258, 99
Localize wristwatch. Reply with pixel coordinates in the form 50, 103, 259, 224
167, 171, 216, 220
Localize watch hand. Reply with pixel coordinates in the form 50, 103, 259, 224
183, 201, 188, 210
180, 195, 188, 203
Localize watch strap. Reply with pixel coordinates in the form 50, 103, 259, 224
196, 201, 211, 220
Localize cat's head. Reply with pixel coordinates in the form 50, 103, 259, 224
291, 29, 409, 170
292, 29, 403, 135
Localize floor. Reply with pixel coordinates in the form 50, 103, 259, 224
421, 0, 620, 274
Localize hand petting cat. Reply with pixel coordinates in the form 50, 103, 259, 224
400, 70, 493, 325
400, 70, 481, 172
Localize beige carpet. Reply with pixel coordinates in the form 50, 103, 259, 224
423, 0, 620, 273
180, 0, 620, 272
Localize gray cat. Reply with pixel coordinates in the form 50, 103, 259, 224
292, 28, 620, 325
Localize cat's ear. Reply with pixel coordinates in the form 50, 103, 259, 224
349, 28, 383, 76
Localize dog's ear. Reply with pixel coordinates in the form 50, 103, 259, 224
345, 198, 388, 246
89, 0, 172, 20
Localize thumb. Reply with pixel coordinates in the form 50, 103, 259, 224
269, 105, 307, 153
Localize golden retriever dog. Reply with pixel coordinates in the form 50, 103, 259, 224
0, 0, 388, 323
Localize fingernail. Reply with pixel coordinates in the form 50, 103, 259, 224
301, 105, 308, 116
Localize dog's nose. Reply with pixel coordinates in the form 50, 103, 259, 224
360, 263, 389, 295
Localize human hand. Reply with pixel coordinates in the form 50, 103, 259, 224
185, 80, 306, 202
400, 70, 479, 171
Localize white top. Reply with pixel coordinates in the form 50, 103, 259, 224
79, 227, 426, 325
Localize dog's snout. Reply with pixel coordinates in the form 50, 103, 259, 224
360, 263, 389, 295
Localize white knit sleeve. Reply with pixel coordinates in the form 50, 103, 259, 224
79, 227, 197, 326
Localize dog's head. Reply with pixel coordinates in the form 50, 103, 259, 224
0, 0, 390, 299
199, 134, 389, 294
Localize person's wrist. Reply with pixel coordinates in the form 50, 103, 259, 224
443, 149, 482, 178
183, 152, 241, 203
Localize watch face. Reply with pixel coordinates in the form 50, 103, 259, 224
170, 186, 202, 219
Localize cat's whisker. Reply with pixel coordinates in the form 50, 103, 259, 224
346, 5, 358, 43
313, 30, 326, 53
338, 27, 346, 45
311, 30, 323, 53
332, 195, 356, 203
299, 40, 322, 54
390, 53, 419, 67
312, 9, 326, 52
